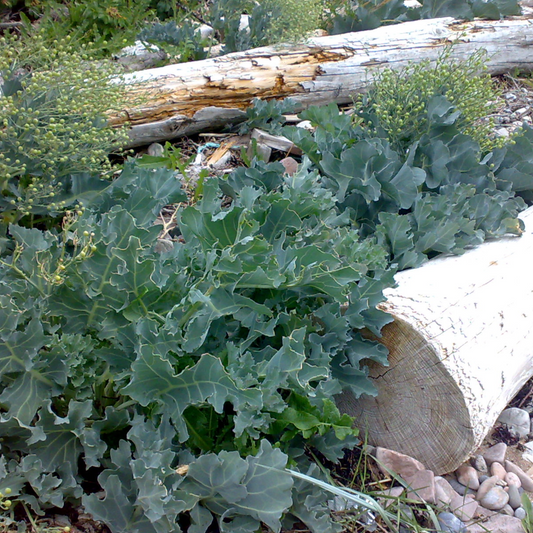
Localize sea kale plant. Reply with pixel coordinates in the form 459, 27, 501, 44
0, 158, 395, 532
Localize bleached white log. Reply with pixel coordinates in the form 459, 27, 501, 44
112, 15, 533, 146
336, 207, 533, 475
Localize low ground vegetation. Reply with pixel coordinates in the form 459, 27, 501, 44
0, 1, 532, 532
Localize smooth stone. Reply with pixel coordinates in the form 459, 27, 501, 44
375, 447, 425, 480
448, 477, 476, 496
449, 494, 478, 522
147, 142, 164, 157
478, 474, 489, 484
468, 514, 525, 533
505, 460, 533, 491
501, 503, 515, 516
490, 461, 507, 480
456, 464, 480, 489
497, 407, 531, 438
515, 507, 526, 520
471, 454, 488, 474
483, 443, 507, 466
406, 469, 436, 504
476, 476, 500, 501
377, 485, 404, 508
478, 486, 509, 511
507, 484, 522, 509
279, 157, 299, 176
505, 471, 522, 488
437, 511, 467, 533
435, 476, 460, 507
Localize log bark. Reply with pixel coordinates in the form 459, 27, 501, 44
336, 206, 533, 475
112, 14, 533, 147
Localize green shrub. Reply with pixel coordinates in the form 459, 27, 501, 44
0, 30, 131, 221
360, 49, 506, 153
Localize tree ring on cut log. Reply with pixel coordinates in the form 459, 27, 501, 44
337, 317, 474, 474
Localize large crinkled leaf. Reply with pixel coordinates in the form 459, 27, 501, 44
321, 143, 383, 203
123, 353, 262, 441
83, 474, 162, 533
376, 212, 424, 269
30, 400, 94, 473
184, 440, 292, 533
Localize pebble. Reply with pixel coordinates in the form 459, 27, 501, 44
501, 503, 515, 516
483, 442, 507, 466
375, 447, 425, 479
515, 507, 526, 520
490, 461, 507, 480
505, 460, 533, 492
406, 469, 435, 504
147, 142, 164, 157
478, 486, 509, 511
470, 454, 488, 474
449, 494, 478, 522
377, 485, 404, 508
435, 476, 459, 506
468, 514, 525, 533
476, 475, 499, 501
279, 157, 299, 176
478, 474, 489, 484
447, 477, 476, 496
507, 484, 522, 509
505, 471, 521, 488
437, 511, 467, 533
456, 464, 479, 489
497, 407, 531, 438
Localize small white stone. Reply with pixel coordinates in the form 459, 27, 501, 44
198, 24, 214, 40
496, 127, 510, 138
515, 507, 527, 520
497, 407, 531, 439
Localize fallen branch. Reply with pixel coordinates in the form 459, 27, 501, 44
111, 14, 533, 147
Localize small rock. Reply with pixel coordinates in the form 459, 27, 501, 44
435, 476, 460, 507
497, 407, 531, 438
154, 239, 174, 254
468, 513, 525, 533
507, 484, 522, 509
505, 93, 517, 101
406, 469, 435, 504
505, 471, 522, 488
477, 476, 500, 501
490, 461, 507, 480
448, 477, 476, 496
496, 127, 510, 138
456, 464, 479, 489
147, 142, 165, 157
449, 493, 478, 522
296, 120, 314, 131
374, 447, 425, 479
437, 511, 467, 533
198, 24, 214, 40
478, 474, 489, 484
471, 454, 488, 474
377, 485, 404, 508
514, 506, 526, 520
483, 442, 507, 466
501, 503, 515, 516
505, 460, 533, 492
478, 486, 509, 511
279, 157, 299, 176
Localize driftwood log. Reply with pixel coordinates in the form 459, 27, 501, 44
112, 14, 533, 147
336, 206, 533, 475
